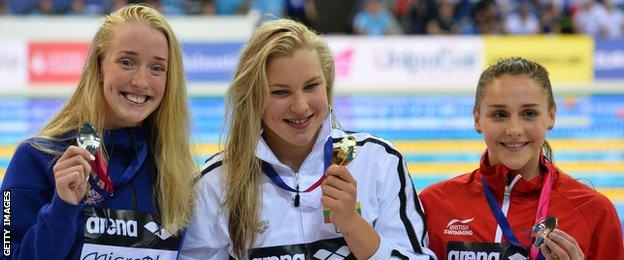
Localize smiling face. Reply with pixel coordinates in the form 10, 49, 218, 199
262, 48, 329, 154
100, 22, 168, 129
474, 74, 555, 177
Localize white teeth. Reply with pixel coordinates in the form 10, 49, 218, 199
505, 143, 526, 148
289, 118, 306, 124
124, 93, 147, 104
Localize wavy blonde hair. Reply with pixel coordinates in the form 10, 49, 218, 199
35, 4, 196, 233
223, 19, 335, 258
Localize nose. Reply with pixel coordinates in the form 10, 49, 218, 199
505, 117, 524, 138
290, 92, 310, 115
131, 67, 149, 89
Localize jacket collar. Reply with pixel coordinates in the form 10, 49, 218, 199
478, 149, 558, 196
103, 126, 147, 150
255, 112, 332, 171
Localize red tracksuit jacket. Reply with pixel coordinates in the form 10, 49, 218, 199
420, 151, 623, 260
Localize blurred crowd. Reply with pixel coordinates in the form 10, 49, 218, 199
1, 0, 623, 38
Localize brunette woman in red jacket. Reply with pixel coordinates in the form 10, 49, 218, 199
420, 57, 623, 260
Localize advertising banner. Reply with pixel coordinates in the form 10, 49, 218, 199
326, 36, 484, 91
0, 40, 27, 90
595, 39, 624, 79
483, 35, 593, 85
182, 42, 243, 83
28, 42, 90, 84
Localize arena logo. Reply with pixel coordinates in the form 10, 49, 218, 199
250, 246, 351, 260
312, 246, 351, 260
251, 253, 305, 260
144, 221, 172, 240
448, 250, 527, 260
448, 250, 500, 260
85, 217, 138, 237
444, 217, 474, 236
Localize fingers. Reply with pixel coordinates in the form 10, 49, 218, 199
540, 243, 552, 258
548, 229, 584, 260
56, 167, 86, 189
53, 146, 94, 181
551, 229, 580, 249
542, 237, 569, 260
322, 165, 356, 207
57, 145, 95, 163
55, 167, 89, 205
540, 229, 584, 260
325, 165, 355, 184
56, 165, 89, 189
322, 182, 352, 201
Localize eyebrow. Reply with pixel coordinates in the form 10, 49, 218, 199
487, 104, 541, 109
269, 76, 322, 88
118, 50, 168, 62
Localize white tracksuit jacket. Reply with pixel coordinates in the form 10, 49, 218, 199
180, 117, 436, 259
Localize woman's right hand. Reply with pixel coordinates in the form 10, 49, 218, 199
52, 145, 95, 205
540, 229, 585, 260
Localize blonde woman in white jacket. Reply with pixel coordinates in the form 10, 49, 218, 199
180, 19, 436, 260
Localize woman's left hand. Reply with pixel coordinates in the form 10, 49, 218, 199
321, 164, 359, 232
540, 229, 585, 260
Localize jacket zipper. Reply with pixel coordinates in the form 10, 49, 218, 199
293, 171, 305, 240
495, 174, 522, 243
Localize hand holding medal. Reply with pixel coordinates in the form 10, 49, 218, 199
76, 122, 113, 204
52, 122, 100, 205
322, 135, 360, 231
535, 218, 585, 260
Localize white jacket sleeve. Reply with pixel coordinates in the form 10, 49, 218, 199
179, 168, 231, 260
368, 142, 437, 259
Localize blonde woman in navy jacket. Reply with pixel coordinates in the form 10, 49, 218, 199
2, 5, 196, 259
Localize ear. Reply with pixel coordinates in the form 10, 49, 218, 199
473, 106, 482, 134
547, 106, 556, 130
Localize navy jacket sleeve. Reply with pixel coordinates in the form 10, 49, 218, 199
1, 141, 85, 259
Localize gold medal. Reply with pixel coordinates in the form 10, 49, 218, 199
332, 135, 356, 166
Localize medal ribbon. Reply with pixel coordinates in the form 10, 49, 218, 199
88, 141, 148, 196
481, 170, 553, 260
262, 138, 333, 204
531, 169, 553, 260
90, 149, 113, 194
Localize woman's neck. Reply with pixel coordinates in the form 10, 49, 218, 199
486, 152, 541, 181
263, 130, 320, 173
273, 144, 311, 172
519, 169, 540, 181
517, 159, 541, 181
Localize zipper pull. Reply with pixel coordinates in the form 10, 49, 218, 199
504, 185, 511, 198
294, 184, 300, 207
294, 192, 300, 207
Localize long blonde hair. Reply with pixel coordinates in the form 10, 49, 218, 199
223, 19, 335, 258
35, 4, 196, 233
